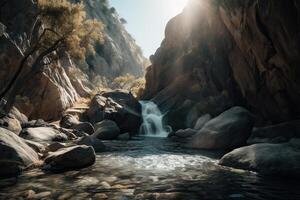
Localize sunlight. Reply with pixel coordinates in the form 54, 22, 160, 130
163, 0, 189, 17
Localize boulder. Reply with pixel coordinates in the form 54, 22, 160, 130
93, 120, 120, 140
219, 141, 300, 176
77, 136, 106, 152
24, 140, 46, 154
22, 119, 51, 129
247, 120, 300, 145
43, 145, 96, 172
173, 128, 197, 138
0, 115, 22, 135
194, 114, 212, 130
87, 94, 107, 124
185, 103, 201, 128
20, 127, 68, 142
87, 91, 141, 134
0, 128, 39, 178
8, 107, 28, 124
187, 107, 255, 150
58, 127, 86, 139
46, 142, 66, 153
60, 114, 94, 135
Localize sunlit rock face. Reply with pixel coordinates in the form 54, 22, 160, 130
72, 0, 147, 79
143, 0, 300, 129
0, 0, 146, 120
0, 0, 79, 121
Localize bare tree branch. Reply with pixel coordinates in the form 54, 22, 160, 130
0, 28, 63, 101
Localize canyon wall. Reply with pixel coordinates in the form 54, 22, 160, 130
143, 0, 300, 129
0, 0, 146, 120
78, 0, 147, 79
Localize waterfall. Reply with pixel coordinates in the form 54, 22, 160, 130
139, 101, 171, 137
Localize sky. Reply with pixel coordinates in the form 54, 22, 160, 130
110, 0, 189, 58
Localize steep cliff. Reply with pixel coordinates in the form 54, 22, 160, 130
143, 0, 300, 129
0, 0, 79, 120
77, 0, 146, 79
0, 0, 146, 121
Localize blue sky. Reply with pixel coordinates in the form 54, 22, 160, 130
110, 0, 189, 58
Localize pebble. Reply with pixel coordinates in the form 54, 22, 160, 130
93, 193, 108, 199
229, 194, 245, 198
100, 181, 111, 189
31, 191, 52, 199
58, 192, 73, 200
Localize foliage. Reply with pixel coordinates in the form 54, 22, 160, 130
90, 75, 111, 97
112, 74, 145, 97
100, 0, 109, 7
120, 18, 127, 24
0, 0, 105, 110
130, 77, 146, 98
38, 0, 105, 59
110, 7, 116, 14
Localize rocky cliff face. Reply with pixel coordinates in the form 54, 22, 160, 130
0, 0, 146, 121
77, 0, 146, 79
0, 0, 78, 121
143, 0, 300, 129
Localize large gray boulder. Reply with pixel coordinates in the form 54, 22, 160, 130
24, 139, 46, 154
9, 107, 28, 124
20, 127, 68, 142
87, 91, 141, 134
0, 115, 22, 135
60, 114, 94, 135
0, 128, 39, 178
187, 107, 255, 150
169, 128, 197, 139
22, 119, 51, 129
247, 120, 300, 145
0, 106, 26, 135
219, 140, 300, 176
194, 114, 212, 130
93, 120, 120, 140
76, 136, 106, 152
43, 145, 96, 172
46, 142, 66, 153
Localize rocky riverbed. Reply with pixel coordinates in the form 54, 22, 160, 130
1, 137, 300, 200
1, 90, 300, 200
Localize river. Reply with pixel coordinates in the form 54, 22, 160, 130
0, 137, 299, 200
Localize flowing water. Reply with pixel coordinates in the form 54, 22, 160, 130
0, 138, 300, 200
1, 102, 300, 199
139, 101, 171, 137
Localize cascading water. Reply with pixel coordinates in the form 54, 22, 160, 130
139, 101, 171, 137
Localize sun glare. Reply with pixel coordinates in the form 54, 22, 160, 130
164, 0, 189, 17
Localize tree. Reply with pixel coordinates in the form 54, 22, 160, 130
110, 7, 116, 14
100, 0, 109, 7
120, 18, 127, 25
112, 74, 145, 97
0, 0, 104, 112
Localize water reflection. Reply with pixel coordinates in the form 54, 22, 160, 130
0, 137, 300, 200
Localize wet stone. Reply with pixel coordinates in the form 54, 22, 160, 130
93, 193, 108, 199
57, 192, 73, 200
100, 181, 111, 189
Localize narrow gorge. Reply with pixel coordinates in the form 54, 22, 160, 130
0, 0, 300, 199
